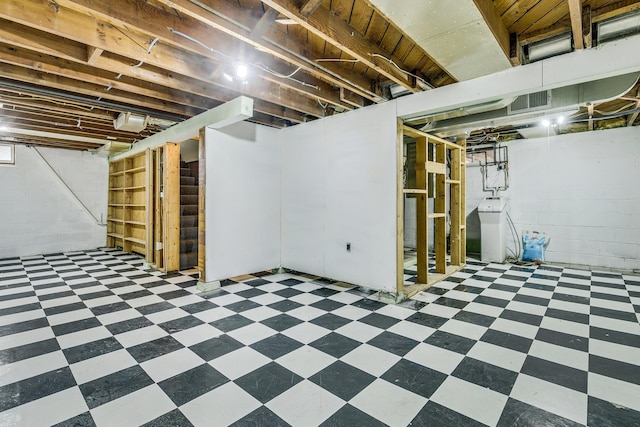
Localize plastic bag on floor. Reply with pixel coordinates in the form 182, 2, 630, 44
522, 231, 548, 262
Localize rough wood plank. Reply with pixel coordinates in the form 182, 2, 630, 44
145, 149, 153, 263
198, 128, 207, 282
153, 148, 163, 269
460, 138, 467, 264
250, 7, 280, 39
300, 0, 324, 16
434, 144, 446, 274
450, 148, 461, 266
592, 0, 640, 23
415, 135, 428, 285
163, 142, 181, 272
568, 0, 584, 49
86, 46, 103, 64
583, 5, 593, 48
396, 118, 405, 293
472, 0, 511, 59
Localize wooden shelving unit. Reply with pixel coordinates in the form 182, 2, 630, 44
107, 150, 152, 261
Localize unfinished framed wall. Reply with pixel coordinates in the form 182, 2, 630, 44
397, 120, 466, 298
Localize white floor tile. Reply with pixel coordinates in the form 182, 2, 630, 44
241, 306, 281, 322
227, 323, 278, 345
491, 318, 539, 339
56, 326, 111, 349
0, 350, 68, 387
181, 382, 261, 427
375, 304, 415, 319
588, 373, 640, 413
404, 342, 465, 375
90, 384, 175, 427
529, 340, 589, 371
340, 343, 401, 376
431, 376, 508, 426
146, 308, 189, 324
247, 293, 285, 306
0, 309, 45, 327
171, 323, 222, 347
0, 386, 88, 427
210, 347, 271, 380
330, 305, 370, 321
193, 307, 236, 323
350, 379, 427, 427
510, 374, 587, 425
589, 338, 640, 366
287, 305, 326, 322
419, 303, 460, 318
276, 345, 336, 378
141, 348, 205, 383
505, 300, 547, 316
387, 320, 435, 342
70, 348, 137, 384
440, 318, 487, 340
114, 325, 168, 348
96, 308, 140, 326
589, 315, 640, 335
282, 322, 330, 344
267, 380, 345, 426
466, 341, 527, 373
335, 321, 383, 343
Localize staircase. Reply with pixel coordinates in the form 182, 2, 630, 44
180, 162, 198, 270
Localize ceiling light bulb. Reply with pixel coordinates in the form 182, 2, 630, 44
557, 116, 565, 124
236, 64, 248, 78
541, 119, 550, 127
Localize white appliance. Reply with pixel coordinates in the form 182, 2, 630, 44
478, 197, 507, 263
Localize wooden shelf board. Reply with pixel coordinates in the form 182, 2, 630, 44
126, 204, 146, 208
125, 186, 146, 190
126, 166, 146, 173
125, 220, 146, 226
108, 218, 124, 223
108, 204, 124, 207
125, 237, 146, 245
107, 233, 124, 239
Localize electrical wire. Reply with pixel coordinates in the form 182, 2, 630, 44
506, 210, 521, 260
316, 58, 360, 63
370, 53, 433, 88
170, 29, 320, 90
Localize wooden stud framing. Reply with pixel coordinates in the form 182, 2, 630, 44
153, 147, 164, 269
460, 137, 467, 264
396, 118, 405, 293
163, 142, 181, 272
416, 135, 429, 284
398, 124, 466, 299
198, 128, 207, 283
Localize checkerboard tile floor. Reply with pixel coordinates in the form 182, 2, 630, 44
1, 249, 639, 426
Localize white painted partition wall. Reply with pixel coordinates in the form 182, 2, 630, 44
0, 145, 107, 258
204, 122, 281, 282
281, 102, 398, 292
465, 127, 640, 271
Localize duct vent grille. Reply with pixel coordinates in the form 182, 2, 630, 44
508, 90, 550, 114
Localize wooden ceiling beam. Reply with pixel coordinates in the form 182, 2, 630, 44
86, 46, 103, 64
153, 0, 382, 102
582, 5, 593, 48
519, 20, 572, 45
300, 0, 324, 17
59, 0, 367, 108
0, 6, 326, 119
0, 135, 103, 150
592, 0, 640, 23
261, 0, 419, 92
567, 0, 584, 49
472, 0, 514, 62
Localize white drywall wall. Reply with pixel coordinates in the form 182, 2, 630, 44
466, 126, 640, 271
281, 102, 398, 291
204, 121, 281, 281
0, 145, 107, 258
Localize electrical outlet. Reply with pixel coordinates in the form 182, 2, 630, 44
346, 242, 351, 252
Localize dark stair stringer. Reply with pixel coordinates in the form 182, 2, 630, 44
179, 162, 198, 270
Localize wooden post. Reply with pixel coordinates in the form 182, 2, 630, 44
416, 135, 428, 284
145, 149, 153, 263
198, 128, 207, 283
460, 137, 467, 264
396, 118, 405, 293
163, 142, 181, 272
435, 142, 447, 273
450, 147, 461, 266
153, 147, 163, 269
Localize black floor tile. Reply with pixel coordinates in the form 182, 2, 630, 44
53, 411, 97, 427
310, 287, 340, 298
64, 337, 123, 364
80, 365, 153, 409
406, 312, 448, 328
159, 364, 228, 406
159, 315, 204, 333
310, 313, 352, 330
310, 360, 375, 400
77, 290, 114, 301
210, 314, 254, 332
0, 338, 61, 365
52, 317, 102, 335
231, 406, 291, 427
424, 330, 475, 355
453, 310, 495, 327
268, 300, 304, 312
235, 288, 267, 299
190, 335, 244, 361
590, 306, 638, 323
273, 288, 304, 298
310, 332, 360, 358
320, 404, 386, 427
481, 329, 533, 353
434, 297, 468, 309
136, 301, 175, 315
128, 335, 184, 363
350, 298, 386, 311
234, 362, 303, 403
590, 327, 640, 348
453, 284, 484, 294
587, 396, 640, 427
521, 356, 588, 393
499, 309, 543, 326
251, 333, 304, 359
310, 299, 345, 312
278, 278, 304, 286
513, 294, 550, 306
535, 328, 588, 352
589, 354, 640, 386
381, 358, 447, 398
489, 283, 520, 293
368, 331, 420, 356
0, 317, 49, 337
119, 289, 154, 300
0, 366, 77, 412
452, 357, 518, 395
411, 400, 486, 427
473, 295, 510, 308
545, 308, 589, 324
590, 291, 630, 304
552, 292, 589, 305
142, 409, 194, 427
497, 398, 583, 427
226, 300, 263, 313
358, 312, 399, 329
261, 314, 304, 332
106, 316, 154, 335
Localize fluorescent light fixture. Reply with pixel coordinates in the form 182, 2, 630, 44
528, 32, 572, 62
236, 64, 248, 79
389, 83, 411, 99
223, 72, 233, 82
597, 9, 640, 44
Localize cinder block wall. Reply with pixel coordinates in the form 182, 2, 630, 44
465, 126, 640, 271
0, 145, 108, 258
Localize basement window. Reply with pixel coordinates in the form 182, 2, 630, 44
0, 143, 15, 165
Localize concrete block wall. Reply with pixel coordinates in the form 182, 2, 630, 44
465, 126, 640, 271
0, 145, 108, 258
